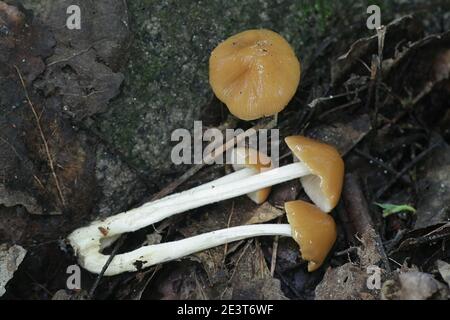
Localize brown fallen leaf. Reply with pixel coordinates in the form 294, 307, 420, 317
230, 241, 288, 300
331, 15, 423, 87
306, 114, 372, 156
0, 244, 27, 297
382, 270, 449, 300
315, 263, 379, 300
414, 141, 450, 229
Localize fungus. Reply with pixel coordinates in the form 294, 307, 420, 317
69, 200, 335, 275
285, 136, 344, 212
68, 136, 343, 275
285, 200, 337, 271
231, 147, 272, 204
209, 29, 301, 120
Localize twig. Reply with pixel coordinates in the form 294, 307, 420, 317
150, 118, 276, 201
223, 201, 235, 258
334, 246, 358, 257
15, 66, 66, 207
270, 217, 282, 276
342, 173, 391, 272
384, 229, 407, 254
374, 142, 440, 200
317, 99, 361, 120
373, 26, 386, 123
88, 234, 127, 299
229, 240, 252, 282
354, 148, 399, 176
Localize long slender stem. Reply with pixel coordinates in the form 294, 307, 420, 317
70, 162, 309, 239
144, 167, 257, 207
69, 162, 311, 275
81, 224, 293, 276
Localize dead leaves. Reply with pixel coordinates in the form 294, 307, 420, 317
414, 141, 450, 229
382, 269, 449, 300
0, 244, 26, 297
331, 15, 423, 87
177, 199, 285, 288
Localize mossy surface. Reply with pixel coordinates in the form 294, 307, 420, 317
96, 0, 348, 182
95, 0, 445, 183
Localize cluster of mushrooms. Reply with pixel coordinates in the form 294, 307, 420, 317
68, 29, 344, 276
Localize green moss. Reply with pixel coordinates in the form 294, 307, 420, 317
95, 0, 407, 181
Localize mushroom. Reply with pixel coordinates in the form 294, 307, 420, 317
285, 135, 344, 213
69, 200, 335, 275
68, 136, 343, 274
209, 29, 301, 120
231, 147, 272, 204
285, 200, 337, 271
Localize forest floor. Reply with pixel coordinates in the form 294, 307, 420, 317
0, 0, 450, 300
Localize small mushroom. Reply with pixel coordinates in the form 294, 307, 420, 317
285, 136, 344, 212
68, 136, 344, 274
209, 29, 301, 120
68, 201, 336, 276
285, 200, 337, 272
70, 223, 293, 275
231, 147, 272, 204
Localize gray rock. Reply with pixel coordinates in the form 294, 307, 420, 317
95, 0, 318, 185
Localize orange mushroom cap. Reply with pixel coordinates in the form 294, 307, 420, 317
285, 200, 337, 272
209, 29, 301, 120
231, 147, 272, 204
285, 135, 344, 212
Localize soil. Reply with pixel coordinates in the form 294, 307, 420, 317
0, 0, 449, 300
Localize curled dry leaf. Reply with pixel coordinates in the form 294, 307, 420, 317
230, 241, 287, 300
382, 270, 448, 300
315, 263, 379, 300
0, 244, 27, 297
331, 15, 423, 87
414, 141, 450, 229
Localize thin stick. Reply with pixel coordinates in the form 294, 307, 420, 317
270, 217, 282, 276
150, 118, 275, 201
88, 234, 127, 298
223, 201, 235, 258
15, 66, 66, 207
374, 142, 440, 200
354, 148, 398, 175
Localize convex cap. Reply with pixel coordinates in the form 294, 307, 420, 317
285, 200, 337, 271
285, 136, 344, 212
210, 29, 301, 120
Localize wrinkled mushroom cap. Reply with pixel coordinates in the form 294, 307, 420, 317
231, 147, 272, 204
285, 200, 337, 272
285, 136, 344, 212
209, 29, 301, 120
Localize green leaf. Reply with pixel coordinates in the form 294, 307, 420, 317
374, 202, 416, 218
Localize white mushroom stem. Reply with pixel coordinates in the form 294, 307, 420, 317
144, 166, 257, 208
78, 224, 293, 276
68, 162, 311, 274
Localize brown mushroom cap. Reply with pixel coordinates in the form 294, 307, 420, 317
209, 29, 301, 120
231, 147, 272, 204
285, 200, 337, 272
285, 135, 344, 212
